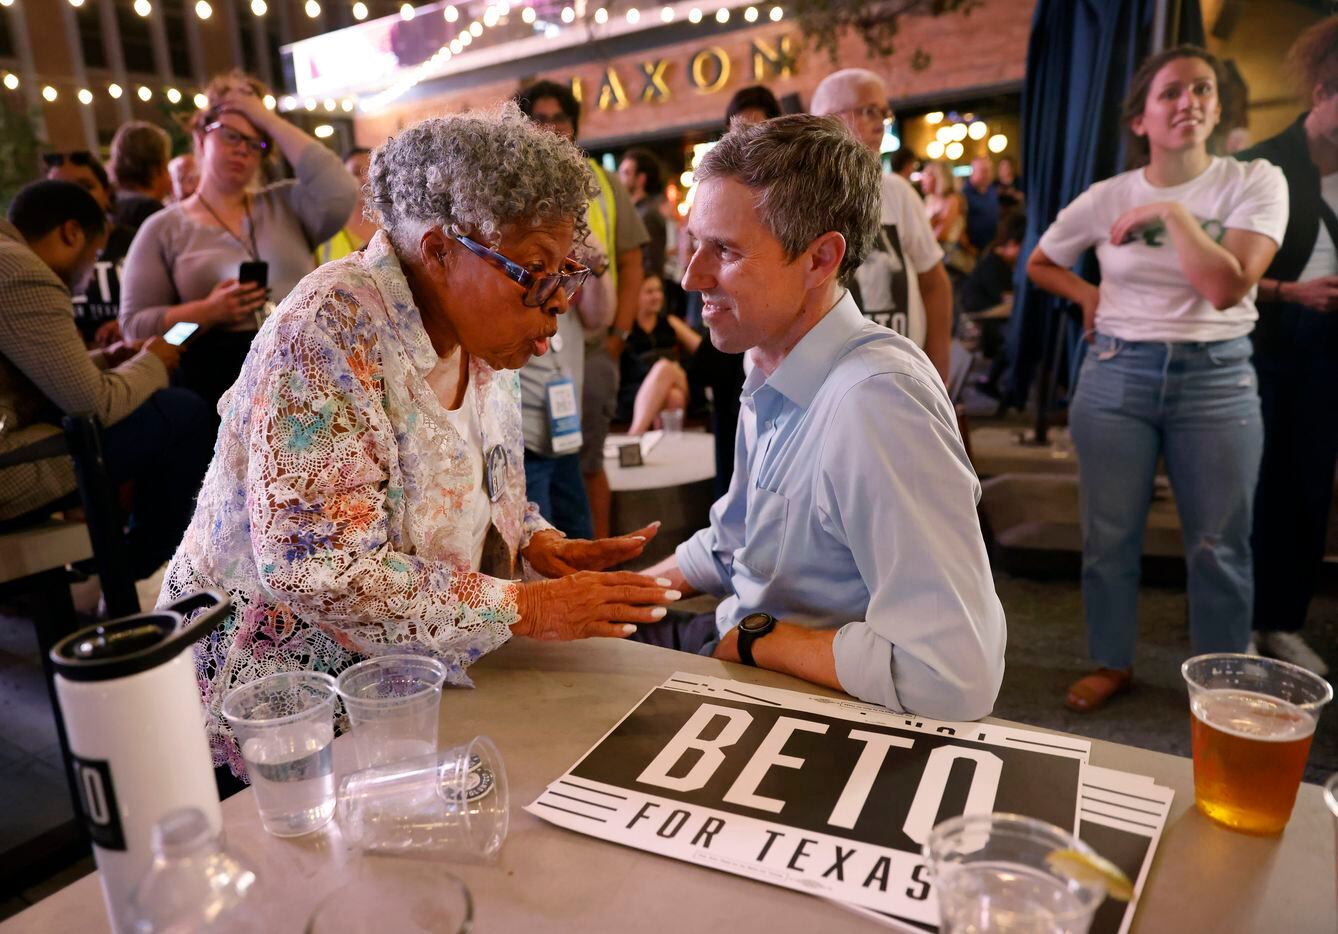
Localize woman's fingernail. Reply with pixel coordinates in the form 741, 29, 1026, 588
650, 607, 668, 620
630, 536, 647, 542
650, 520, 662, 528
664, 590, 682, 601
655, 577, 672, 587
622, 624, 637, 634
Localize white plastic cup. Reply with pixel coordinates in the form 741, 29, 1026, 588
335, 655, 446, 769
222, 672, 338, 837
337, 736, 508, 863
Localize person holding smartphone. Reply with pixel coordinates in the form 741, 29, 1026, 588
1027, 46, 1287, 712
119, 70, 357, 408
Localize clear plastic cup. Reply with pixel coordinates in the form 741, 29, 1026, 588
1181, 653, 1332, 834
660, 408, 685, 433
305, 858, 472, 933
335, 655, 447, 769
337, 736, 507, 863
222, 671, 338, 837
924, 813, 1108, 934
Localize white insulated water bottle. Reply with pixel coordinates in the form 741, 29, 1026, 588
48, 591, 231, 933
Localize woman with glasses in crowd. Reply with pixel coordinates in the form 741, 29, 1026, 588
1028, 46, 1287, 713
159, 106, 679, 779
119, 70, 357, 408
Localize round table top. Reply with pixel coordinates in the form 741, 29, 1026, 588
604, 430, 716, 492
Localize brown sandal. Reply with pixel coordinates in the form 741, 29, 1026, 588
1065, 668, 1133, 713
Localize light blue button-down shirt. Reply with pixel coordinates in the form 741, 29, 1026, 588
676, 291, 1006, 721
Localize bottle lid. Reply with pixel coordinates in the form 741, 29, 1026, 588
49, 591, 230, 682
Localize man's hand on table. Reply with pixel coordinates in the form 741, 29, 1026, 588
523, 523, 660, 577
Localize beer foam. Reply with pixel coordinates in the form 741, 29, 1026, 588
1191, 689, 1316, 742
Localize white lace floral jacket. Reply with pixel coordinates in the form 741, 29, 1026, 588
161, 231, 551, 772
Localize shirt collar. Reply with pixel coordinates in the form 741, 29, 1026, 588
754, 290, 865, 409
362, 229, 439, 377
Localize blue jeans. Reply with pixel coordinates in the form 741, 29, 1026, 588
1069, 334, 1262, 669
523, 450, 594, 540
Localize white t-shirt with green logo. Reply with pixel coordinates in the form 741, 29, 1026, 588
1037, 156, 1288, 342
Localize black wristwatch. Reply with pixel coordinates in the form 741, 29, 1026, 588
736, 612, 777, 667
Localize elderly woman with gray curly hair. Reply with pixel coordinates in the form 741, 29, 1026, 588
160, 105, 678, 776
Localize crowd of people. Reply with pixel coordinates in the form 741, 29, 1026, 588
0, 15, 1333, 787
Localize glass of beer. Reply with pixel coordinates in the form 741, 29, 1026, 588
1181, 654, 1332, 835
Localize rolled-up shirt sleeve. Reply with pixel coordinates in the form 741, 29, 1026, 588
676, 413, 750, 597
819, 372, 1006, 722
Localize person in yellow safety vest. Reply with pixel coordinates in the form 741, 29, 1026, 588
517, 80, 649, 539
315, 147, 379, 266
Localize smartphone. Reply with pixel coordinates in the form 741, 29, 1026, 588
238, 259, 269, 290
163, 321, 200, 346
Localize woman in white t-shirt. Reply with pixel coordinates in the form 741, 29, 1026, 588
1028, 46, 1288, 713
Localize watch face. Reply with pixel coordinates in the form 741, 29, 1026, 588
739, 613, 773, 634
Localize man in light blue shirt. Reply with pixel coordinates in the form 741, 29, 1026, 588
644, 115, 1005, 722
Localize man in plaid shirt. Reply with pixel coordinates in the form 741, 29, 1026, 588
0, 180, 212, 578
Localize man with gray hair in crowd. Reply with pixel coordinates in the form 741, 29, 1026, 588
643, 115, 1005, 721
811, 67, 953, 383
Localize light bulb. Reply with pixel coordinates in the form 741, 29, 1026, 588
166, 87, 182, 103
660, 6, 672, 21
263, 93, 276, 109
444, 4, 458, 21
688, 7, 701, 22
314, 124, 334, 139
560, 6, 575, 22
987, 133, 1007, 153
194, 0, 211, 19
42, 85, 58, 102
134, 0, 152, 15
945, 141, 964, 161
626, 7, 639, 23
305, 0, 320, 17
744, 6, 757, 22
250, 0, 267, 13
352, 1, 367, 18
715, 7, 728, 22
2, 74, 18, 91
108, 83, 123, 99
194, 92, 209, 108
521, 6, 535, 23
137, 85, 152, 101
400, 2, 414, 19
769, 5, 782, 21
593, 7, 606, 23
77, 88, 93, 105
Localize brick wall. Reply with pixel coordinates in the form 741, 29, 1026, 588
356, 0, 1036, 148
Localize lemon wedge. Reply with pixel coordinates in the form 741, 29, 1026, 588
1044, 848, 1135, 901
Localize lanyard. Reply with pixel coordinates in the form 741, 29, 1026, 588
197, 192, 259, 261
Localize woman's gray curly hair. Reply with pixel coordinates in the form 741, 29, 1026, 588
367, 101, 594, 255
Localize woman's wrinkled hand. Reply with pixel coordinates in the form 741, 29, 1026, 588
523, 523, 660, 578
514, 570, 680, 641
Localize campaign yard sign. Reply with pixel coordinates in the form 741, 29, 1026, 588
528, 673, 1169, 928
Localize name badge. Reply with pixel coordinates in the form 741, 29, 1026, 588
485, 445, 508, 503
546, 376, 582, 455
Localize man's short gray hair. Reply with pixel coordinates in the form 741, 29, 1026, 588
810, 68, 886, 116
367, 101, 594, 255
696, 114, 880, 284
